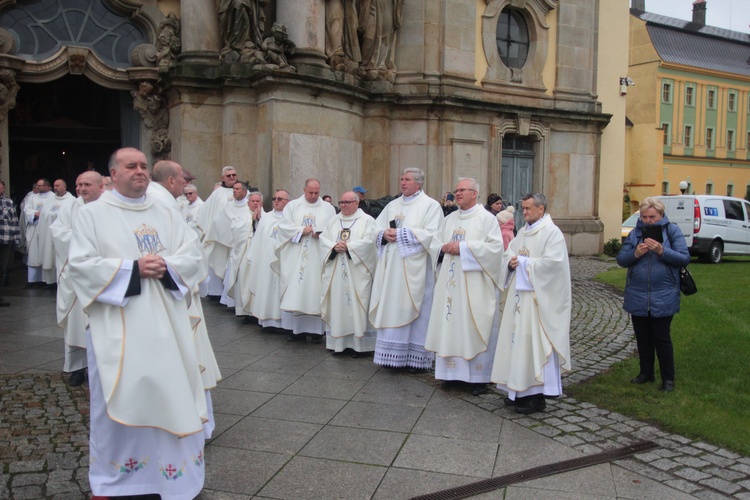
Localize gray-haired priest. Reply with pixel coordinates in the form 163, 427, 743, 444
319, 190, 378, 356
424, 178, 504, 396
491, 192, 571, 415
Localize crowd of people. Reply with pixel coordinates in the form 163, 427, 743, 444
0, 149, 586, 498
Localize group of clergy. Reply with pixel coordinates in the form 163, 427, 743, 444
193, 166, 572, 416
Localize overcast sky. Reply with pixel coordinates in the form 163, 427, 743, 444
636, 0, 750, 34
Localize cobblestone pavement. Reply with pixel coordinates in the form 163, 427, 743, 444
1, 257, 748, 499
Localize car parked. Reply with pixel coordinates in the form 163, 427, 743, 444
621, 212, 639, 241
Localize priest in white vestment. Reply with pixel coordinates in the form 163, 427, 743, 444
491, 192, 571, 415
181, 184, 204, 237
424, 178, 504, 395
369, 168, 443, 370
18, 183, 37, 257
203, 181, 251, 308
68, 148, 212, 499
49, 172, 104, 387
246, 190, 290, 329
40, 180, 75, 284
196, 166, 238, 296
24, 179, 54, 283
227, 191, 264, 316
320, 191, 378, 356
272, 179, 336, 341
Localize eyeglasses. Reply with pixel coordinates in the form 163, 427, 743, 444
185, 192, 196, 196
271, 197, 288, 202
224, 173, 237, 178
338, 200, 358, 205
454, 188, 476, 194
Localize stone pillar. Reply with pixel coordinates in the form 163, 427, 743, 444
554, 0, 597, 110
276, 0, 327, 69
0, 46, 22, 188
179, 0, 221, 64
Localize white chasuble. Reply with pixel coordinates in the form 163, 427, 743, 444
203, 198, 250, 280
246, 211, 285, 324
68, 191, 209, 437
226, 210, 263, 314
273, 195, 336, 317
195, 186, 233, 239
425, 206, 504, 361
41, 193, 75, 281
490, 214, 571, 393
369, 191, 443, 328
181, 198, 204, 237
320, 209, 378, 342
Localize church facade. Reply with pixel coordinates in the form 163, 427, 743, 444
0, 0, 628, 254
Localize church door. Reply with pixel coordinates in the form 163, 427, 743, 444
500, 135, 534, 228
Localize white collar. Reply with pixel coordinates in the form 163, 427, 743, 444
112, 188, 146, 204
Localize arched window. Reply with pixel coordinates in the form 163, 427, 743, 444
496, 8, 529, 69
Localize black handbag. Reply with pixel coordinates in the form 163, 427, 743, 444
679, 266, 697, 295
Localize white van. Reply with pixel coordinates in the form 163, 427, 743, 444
656, 195, 750, 263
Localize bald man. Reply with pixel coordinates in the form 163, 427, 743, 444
147, 160, 186, 210
35, 179, 74, 285
50, 171, 104, 386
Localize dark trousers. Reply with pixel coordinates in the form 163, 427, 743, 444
0, 243, 11, 288
631, 314, 675, 382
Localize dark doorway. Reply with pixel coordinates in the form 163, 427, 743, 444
8, 75, 124, 201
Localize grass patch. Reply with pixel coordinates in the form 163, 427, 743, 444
568, 257, 750, 455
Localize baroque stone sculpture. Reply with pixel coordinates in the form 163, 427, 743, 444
218, 0, 268, 63
131, 82, 171, 159
260, 22, 296, 72
325, 0, 361, 74
156, 13, 181, 75
0, 69, 20, 121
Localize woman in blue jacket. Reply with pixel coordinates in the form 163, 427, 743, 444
616, 197, 690, 392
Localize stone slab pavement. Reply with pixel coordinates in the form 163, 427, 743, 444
0, 257, 748, 499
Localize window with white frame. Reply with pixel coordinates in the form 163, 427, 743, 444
706, 128, 714, 149
728, 91, 737, 112
727, 184, 734, 197
685, 86, 694, 106
684, 125, 693, 147
662, 123, 670, 146
706, 182, 713, 195
662, 82, 672, 103
707, 89, 716, 108
727, 130, 735, 151
661, 181, 669, 195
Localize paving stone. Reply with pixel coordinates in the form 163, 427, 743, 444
664, 478, 703, 493
650, 458, 680, 471
675, 456, 712, 468
698, 477, 741, 495
706, 466, 745, 481
674, 467, 711, 481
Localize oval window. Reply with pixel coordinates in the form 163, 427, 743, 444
496, 8, 529, 69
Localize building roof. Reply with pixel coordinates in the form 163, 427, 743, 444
631, 9, 750, 77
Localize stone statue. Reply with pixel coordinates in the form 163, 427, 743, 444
0, 69, 20, 121
156, 13, 181, 74
358, 0, 404, 82
261, 23, 296, 72
131, 82, 171, 159
325, 0, 361, 74
218, 0, 268, 63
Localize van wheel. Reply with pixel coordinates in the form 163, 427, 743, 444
705, 240, 723, 264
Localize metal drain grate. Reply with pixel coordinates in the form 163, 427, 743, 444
409, 440, 659, 500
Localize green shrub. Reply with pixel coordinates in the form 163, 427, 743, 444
603, 238, 622, 257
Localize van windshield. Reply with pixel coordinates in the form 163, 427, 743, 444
622, 212, 639, 228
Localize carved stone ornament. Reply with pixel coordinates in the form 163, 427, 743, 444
130, 44, 158, 67
218, 0, 268, 63
156, 13, 181, 75
131, 81, 171, 159
67, 48, 88, 75
0, 28, 15, 55
256, 22, 296, 72
0, 69, 20, 121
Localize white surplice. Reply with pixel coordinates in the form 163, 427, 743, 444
369, 191, 443, 368
49, 197, 87, 372
425, 205, 504, 383
320, 208, 378, 352
196, 186, 234, 295
272, 195, 335, 335
25, 191, 53, 282
203, 197, 250, 303
180, 197, 204, 237
39, 192, 75, 284
246, 210, 286, 327
490, 214, 571, 399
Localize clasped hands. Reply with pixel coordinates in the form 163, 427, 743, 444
138, 254, 167, 279
441, 241, 461, 256
302, 225, 320, 239
333, 241, 348, 253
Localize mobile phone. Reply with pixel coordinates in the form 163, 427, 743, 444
641, 225, 663, 243
389, 220, 397, 229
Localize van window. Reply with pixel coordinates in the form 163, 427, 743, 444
745, 202, 750, 222
723, 200, 743, 221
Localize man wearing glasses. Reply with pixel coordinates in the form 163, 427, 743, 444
180, 184, 204, 236
246, 190, 291, 328
320, 191, 378, 356
425, 178, 505, 396
196, 166, 238, 297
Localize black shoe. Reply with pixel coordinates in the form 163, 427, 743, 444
503, 397, 516, 407
287, 334, 305, 342
441, 380, 460, 390
351, 351, 371, 359
407, 367, 427, 374
0, 297, 9, 307
630, 373, 655, 384
660, 380, 675, 392
309, 334, 323, 344
469, 383, 488, 396
68, 369, 86, 386
515, 395, 546, 415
